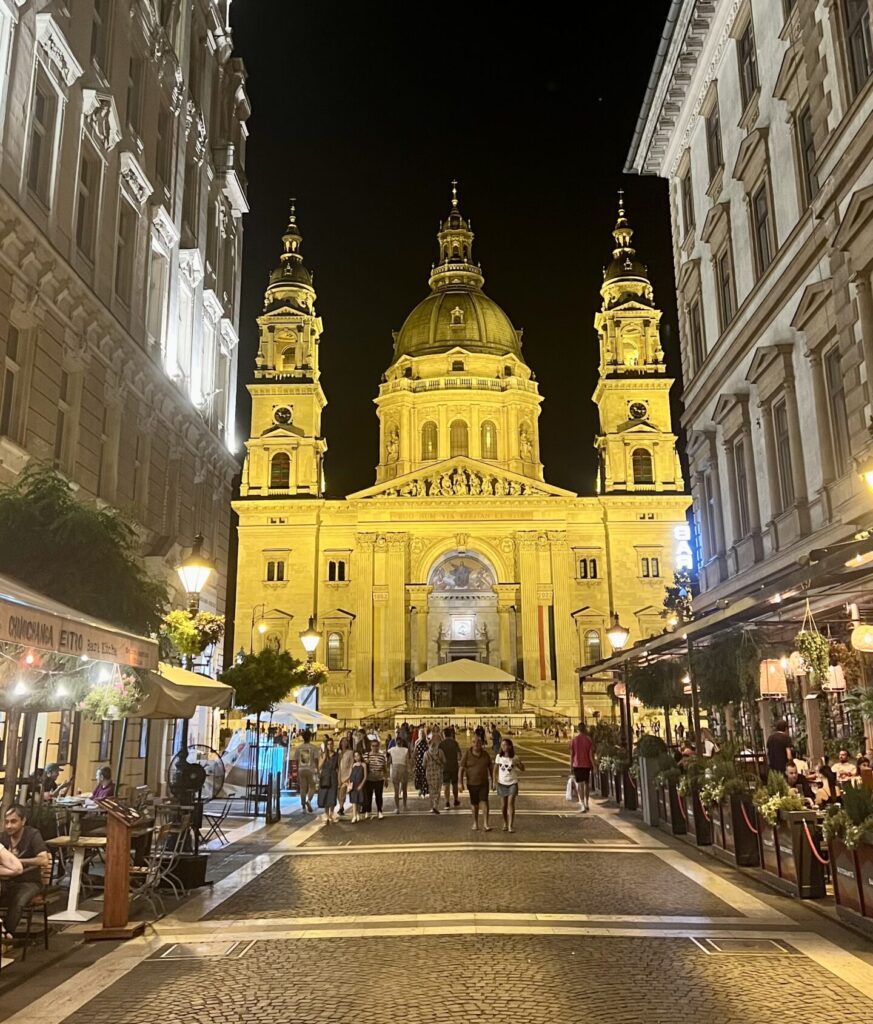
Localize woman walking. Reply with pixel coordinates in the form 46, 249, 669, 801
388, 737, 410, 813
317, 737, 340, 823
424, 730, 446, 814
337, 736, 354, 817
493, 737, 525, 833
363, 737, 389, 819
347, 750, 367, 823
414, 727, 429, 798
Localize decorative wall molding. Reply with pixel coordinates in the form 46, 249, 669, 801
35, 13, 83, 88
119, 150, 154, 206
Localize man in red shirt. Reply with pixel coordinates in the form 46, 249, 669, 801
569, 723, 594, 812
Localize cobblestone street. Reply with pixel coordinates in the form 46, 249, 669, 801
7, 740, 873, 1024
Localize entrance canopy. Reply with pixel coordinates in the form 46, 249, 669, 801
139, 662, 234, 719
414, 659, 517, 684
0, 572, 157, 669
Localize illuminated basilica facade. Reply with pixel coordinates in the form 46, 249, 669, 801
232, 190, 690, 720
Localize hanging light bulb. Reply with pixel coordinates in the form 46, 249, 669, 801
13, 679, 28, 696
98, 666, 111, 684
56, 682, 69, 699
80, 654, 89, 662
24, 652, 35, 665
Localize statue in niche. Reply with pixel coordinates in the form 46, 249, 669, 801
452, 469, 467, 495
386, 427, 399, 462
407, 478, 421, 497
469, 472, 482, 496
494, 477, 507, 496
519, 425, 533, 460
481, 476, 494, 496
439, 473, 453, 496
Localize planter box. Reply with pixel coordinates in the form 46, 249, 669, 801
830, 839, 865, 916
720, 794, 760, 867
599, 767, 610, 799
757, 809, 825, 899
612, 770, 623, 806
682, 785, 712, 846
659, 781, 686, 835
854, 842, 873, 920
622, 769, 638, 812
638, 757, 660, 827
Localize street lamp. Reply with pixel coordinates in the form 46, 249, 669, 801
606, 614, 633, 753
860, 454, 873, 493
175, 534, 215, 613
299, 614, 322, 662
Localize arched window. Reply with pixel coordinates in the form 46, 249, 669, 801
632, 448, 654, 485
327, 631, 344, 671
281, 347, 296, 371
480, 420, 498, 460
270, 452, 291, 489
450, 419, 468, 457
583, 629, 602, 666
421, 421, 438, 460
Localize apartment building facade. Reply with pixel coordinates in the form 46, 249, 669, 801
0, 0, 248, 620
626, 0, 873, 612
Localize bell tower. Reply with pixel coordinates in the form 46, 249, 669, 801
240, 203, 327, 497
592, 194, 683, 494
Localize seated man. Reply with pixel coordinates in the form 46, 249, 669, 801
43, 763, 71, 800
833, 749, 858, 785
91, 766, 115, 801
785, 761, 816, 803
0, 805, 50, 941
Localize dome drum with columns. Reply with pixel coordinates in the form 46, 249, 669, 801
232, 188, 689, 723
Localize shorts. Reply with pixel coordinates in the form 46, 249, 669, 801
442, 767, 458, 785
467, 783, 489, 805
573, 767, 591, 784
497, 782, 518, 798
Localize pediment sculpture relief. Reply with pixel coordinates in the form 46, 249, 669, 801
380, 464, 546, 498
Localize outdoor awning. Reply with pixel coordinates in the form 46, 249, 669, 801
138, 662, 235, 719
414, 659, 518, 684
271, 701, 336, 727
0, 572, 157, 669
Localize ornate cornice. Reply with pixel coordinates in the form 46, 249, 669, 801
35, 14, 83, 89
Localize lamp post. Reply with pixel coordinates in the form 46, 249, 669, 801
859, 454, 873, 494
606, 613, 632, 752
175, 534, 215, 614
299, 615, 322, 663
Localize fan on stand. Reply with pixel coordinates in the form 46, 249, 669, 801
165, 744, 226, 855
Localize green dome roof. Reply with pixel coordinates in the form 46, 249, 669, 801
392, 286, 523, 362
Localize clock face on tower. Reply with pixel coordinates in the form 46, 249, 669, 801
274, 406, 293, 425
629, 402, 648, 421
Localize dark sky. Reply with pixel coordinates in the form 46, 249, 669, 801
228, 1, 678, 498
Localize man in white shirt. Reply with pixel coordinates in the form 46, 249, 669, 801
294, 730, 321, 812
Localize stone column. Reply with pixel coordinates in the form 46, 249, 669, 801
549, 533, 577, 710
853, 273, 873, 389
722, 438, 742, 544
493, 584, 518, 676
783, 376, 809, 503
383, 534, 407, 704
354, 534, 375, 707
407, 584, 431, 676
516, 532, 540, 695
806, 347, 836, 487
739, 400, 762, 534
758, 400, 781, 520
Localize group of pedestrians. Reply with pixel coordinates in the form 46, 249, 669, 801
293, 723, 527, 832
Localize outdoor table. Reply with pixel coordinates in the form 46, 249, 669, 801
45, 836, 107, 923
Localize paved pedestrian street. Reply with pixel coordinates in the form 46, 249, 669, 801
7, 740, 873, 1024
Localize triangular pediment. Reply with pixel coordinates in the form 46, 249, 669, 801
347, 457, 577, 500
259, 423, 304, 439
618, 419, 659, 434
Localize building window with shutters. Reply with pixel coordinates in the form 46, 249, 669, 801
327, 631, 345, 671
450, 419, 468, 457
421, 421, 438, 460
270, 452, 291, 489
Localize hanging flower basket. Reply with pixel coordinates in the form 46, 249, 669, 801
293, 661, 328, 687
794, 601, 831, 684
79, 672, 142, 722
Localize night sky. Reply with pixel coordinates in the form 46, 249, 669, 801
228, 1, 678, 498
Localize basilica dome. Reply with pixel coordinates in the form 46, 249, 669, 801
393, 287, 523, 362
391, 185, 524, 364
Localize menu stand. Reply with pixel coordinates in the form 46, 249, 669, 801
84, 799, 146, 941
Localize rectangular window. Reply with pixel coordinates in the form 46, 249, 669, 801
680, 169, 694, 236
751, 180, 774, 277
114, 201, 137, 305
716, 245, 736, 330
27, 77, 57, 204
156, 105, 173, 196
328, 559, 347, 582
182, 161, 199, 239
651, 557, 660, 578
579, 558, 588, 580
734, 437, 750, 537
702, 470, 718, 560
589, 558, 598, 580
53, 369, 69, 467
641, 557, 650, 578
75, 144, 101, 259
126, 56, 144, 135
824, 345, 850, 477
206, 198, 219, 273
706, 95, 723, 179
737, 17, 760, 109
773, 399, 795, 511
176, 284, 194, 380
0, 325, 20, 439
797, 105, 818, 205
688, 297, 705, 373
266, 559, 286, 582
95, 405, 108, 497
90, 0, 112, 70
146, 248, 169, 352
845, 0, 873, 98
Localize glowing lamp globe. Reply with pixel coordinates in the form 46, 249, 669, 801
299, 615, 322, 655
851, 624, 873, 654
175, 534, 214, 597
606, 614, 630, 653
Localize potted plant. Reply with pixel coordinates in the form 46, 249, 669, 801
822, 785, 873, 919
678, 755, 712, 846
699, 746, 759, 866
655, 761, 685, 835
637, 734, 668, 826
754, 771, 824, 897
79, 672, 142, 722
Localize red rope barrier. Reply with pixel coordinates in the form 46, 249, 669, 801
626, 773, 637, 791
677, 792, 688, 820
740, 803, 759, 835
700, 800, 711, 822
802, 820, 830, 866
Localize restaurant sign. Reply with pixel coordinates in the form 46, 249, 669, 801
0, 596, 158, 670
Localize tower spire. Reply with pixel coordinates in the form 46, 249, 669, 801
451, 179, 459, 209
428, 182, 484, 292
264, 196, 315, 314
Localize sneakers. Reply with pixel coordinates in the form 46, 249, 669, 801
378, 812, 384, 819
445, 802, 451, 809
395, 806, 401, 814
431, 808, 440, 814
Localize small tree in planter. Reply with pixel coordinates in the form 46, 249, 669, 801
699, 746, 759, 865
677, 754, 712, 845
753, 770, 824, 896
822, 785, 873, 917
